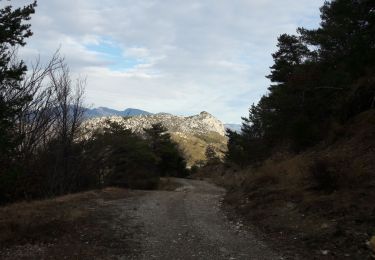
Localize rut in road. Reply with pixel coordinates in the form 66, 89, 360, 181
118, 178, 281, 260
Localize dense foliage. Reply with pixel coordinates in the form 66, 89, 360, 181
0, 1, 36, 174
226, 0, 375, 165
82, 122, 188, 189
144, 123, 188, 178
83, 121, 159, 189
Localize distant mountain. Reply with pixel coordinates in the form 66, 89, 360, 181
83, 111, 226, 137
122, 108, 153, 116
224, 124, 242, 133
82, 111, 228, 166
84, 107, 152, 118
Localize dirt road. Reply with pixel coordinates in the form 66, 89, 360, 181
122, 178, 280, 259
0, 179, 282, 259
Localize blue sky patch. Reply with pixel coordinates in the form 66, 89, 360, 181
85, 38, 144, 71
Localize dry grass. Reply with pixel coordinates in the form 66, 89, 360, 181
0, 187, 138, 259
201, 110, 375, 259
170, 131, 227, 166
0, 188, 129, 246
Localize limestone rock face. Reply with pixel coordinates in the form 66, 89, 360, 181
81, 111, 227, 166
83, 111, 226, 137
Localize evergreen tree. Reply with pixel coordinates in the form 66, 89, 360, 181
85, 121, 159, 189
299, 0, 375, 116
205, 145, 218, 164
144, 123, 187, 177
226, 0, 375, 166
0, 1, 36, 167
144, 123, 171, 153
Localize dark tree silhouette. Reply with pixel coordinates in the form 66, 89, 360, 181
144, 123, 187, 177
226, 0, 375, 165
0, 1, 36, 168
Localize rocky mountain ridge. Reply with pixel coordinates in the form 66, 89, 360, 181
83, 111, 226, 137
82, 111, 227, 166
83, 106, 239, 132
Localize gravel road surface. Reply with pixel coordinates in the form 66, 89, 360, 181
121, 178, 280, 260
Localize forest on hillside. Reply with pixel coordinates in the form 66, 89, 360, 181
226, 0, 374, 166
199, 1, 375, 257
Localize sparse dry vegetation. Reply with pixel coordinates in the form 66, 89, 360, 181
0, 188, 136, 259
209, 1, 375, 257
170, 131, 227, 167
198, 110, 375, 259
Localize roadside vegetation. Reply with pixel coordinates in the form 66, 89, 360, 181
0, 188, 136, 259
196, 0, 375, 258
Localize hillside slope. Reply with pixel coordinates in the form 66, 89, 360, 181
198, 110, 375, 259
82, 111, 228, 166
170, 131, 227, 166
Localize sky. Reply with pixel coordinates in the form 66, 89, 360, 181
13, 0, 324, 123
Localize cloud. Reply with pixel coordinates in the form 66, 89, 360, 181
14, 0, 325, 123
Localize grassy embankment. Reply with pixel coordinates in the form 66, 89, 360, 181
0, 188, 137, 259
0, 176, 185, 260
198, 110, 375, 259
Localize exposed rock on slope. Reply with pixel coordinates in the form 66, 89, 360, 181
83, 111, 226, 136
82, 111, 228, 166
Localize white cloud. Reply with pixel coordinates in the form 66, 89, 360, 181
13, 0, 325, 123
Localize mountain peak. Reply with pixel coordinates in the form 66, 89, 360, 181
82, 111, 227, 166
83, 111, 226, 136
200, 111, 211, 116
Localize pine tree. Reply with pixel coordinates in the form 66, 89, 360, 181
226, 0, 375, 165
0, 1, 36, 167
144, 123, 187, 177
